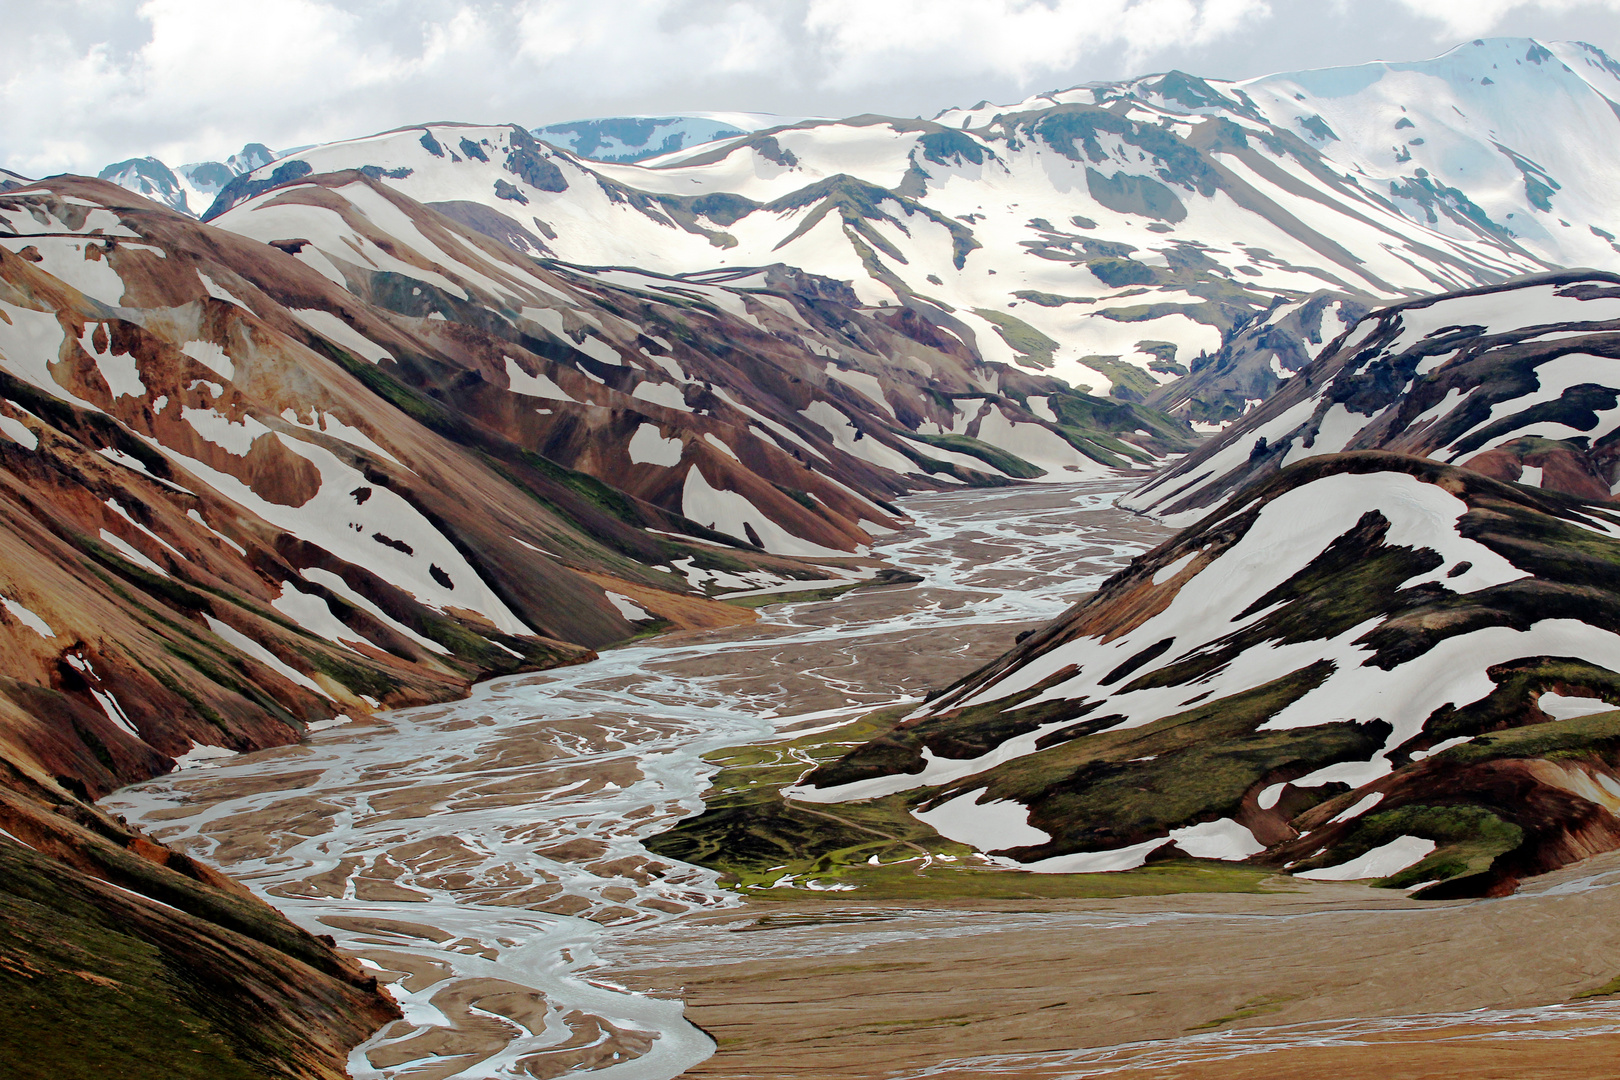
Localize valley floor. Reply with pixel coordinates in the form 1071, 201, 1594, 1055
618, 855, 1620, 1078
101, 478, 1620, 1078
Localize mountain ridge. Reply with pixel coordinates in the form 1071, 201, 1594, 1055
1126, 267, 1620, 522
147, 38, 1620, 425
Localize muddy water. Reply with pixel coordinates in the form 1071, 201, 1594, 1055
105, 480, 1167, 1079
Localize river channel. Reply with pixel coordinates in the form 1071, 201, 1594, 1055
105, 479, 1168, 1079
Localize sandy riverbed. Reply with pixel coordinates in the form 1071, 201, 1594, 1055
609, 851, 1620, 1077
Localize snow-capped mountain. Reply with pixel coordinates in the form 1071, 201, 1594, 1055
0, 171, 1189, 809
532, 112, 803, 163
98, 143, 277, 217
205, 162, 1192, 550
797, 449, 1620, 897
195, 39, 1620, 422
1127, 270, 1620, 523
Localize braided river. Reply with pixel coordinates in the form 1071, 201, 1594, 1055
106, 480, 1167, 1078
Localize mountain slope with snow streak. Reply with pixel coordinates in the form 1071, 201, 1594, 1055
209, 165, 1194, 507
194, 39, 1620, 425
0, 173, 1185, 799
798, 452, 1620, 897
1126, 269, 1620, 525
0, 177, 634, 791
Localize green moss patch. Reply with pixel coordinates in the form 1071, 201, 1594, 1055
648, 705, 1280, 899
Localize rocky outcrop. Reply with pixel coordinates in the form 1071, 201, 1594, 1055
0, 759, 400, 1079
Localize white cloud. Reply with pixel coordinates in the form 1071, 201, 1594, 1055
1, 0, 1614, 177
1393, 0, 1620, 37
515, 0, 788, 87
1, 0, 421, 173
802, 0, 1272, 87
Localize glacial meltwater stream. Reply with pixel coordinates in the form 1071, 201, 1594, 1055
105, 480, 1169, 1079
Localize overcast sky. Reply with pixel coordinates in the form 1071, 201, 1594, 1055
6, 0, 1620, 177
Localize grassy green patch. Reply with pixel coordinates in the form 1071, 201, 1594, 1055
973, 308, 1060, 367
1188, 994, 1296, 1031
1079, 355, 1158, 402
906, 431, 1045, 479
1576, 973, 1620, 999
0, 838, 336, 1080
647, 705, 1281, 900
1444, 706, 1620, 765
1295, 803, 1525, 894
1012, 290, 1096, 307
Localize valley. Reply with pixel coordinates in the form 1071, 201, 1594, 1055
103, 479, 1169, 1077
103, 478, 1620, 1079
6, 29, 1620, 1080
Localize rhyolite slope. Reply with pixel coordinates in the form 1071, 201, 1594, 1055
0, 740, 399, 1079
784, 452, 1620, 898
1126, 269, 1620, 525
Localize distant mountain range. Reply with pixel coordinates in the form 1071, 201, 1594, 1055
72, 37, 1620, 422
87, 112, 799, 219
96, 143, 279, 218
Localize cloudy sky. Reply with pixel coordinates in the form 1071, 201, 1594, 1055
5, 0, 1620, 176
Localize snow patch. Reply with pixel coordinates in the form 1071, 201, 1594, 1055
174, 744, 240, 770
605, 592, 653, 621
628, 423, 683, 466
0, 415, 37, 449
1329, 791, 1385, 824
631, 380, 691, 411
504, 357, 571, 401
1539, 692, 1617, 720
0, 595, 54, 638
181, 340, 234, 379
1013, 837, 1170, 874
913, 787, 1051, 852
682, 465, 850, 557
1167, 818, 1265, 860
1296, 836, 1436, 880
202, 614, 330, 698
292, 309, 393, 364
98, 529, 166, 575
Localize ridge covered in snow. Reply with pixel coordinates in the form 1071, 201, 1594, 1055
1126, 269, 1620, 523
798, 451, 1620, 896
172, 38, 1620, 423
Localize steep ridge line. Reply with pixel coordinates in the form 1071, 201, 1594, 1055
1126, 268, 1620, 522
127, 37, 1620, 424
